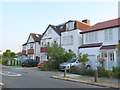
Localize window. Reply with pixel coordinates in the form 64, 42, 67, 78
68, 22, 74, 30
101, 51, 107, 58
105, 30, 113, 41
29, 54, 34, 59
66, 22, 74, 30
47, 42, 50, 46
63, 35, 73, 45
54, 38, 58, 44
22, 46, 26, 50
41, 40, 46, 47
109, 52, 114, 61
85, 32, 98, 42
30, 44, 33, 49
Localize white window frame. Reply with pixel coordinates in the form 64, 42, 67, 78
105, 30, 113, 41
85, 32, 98, 42
63, 35, 73, 45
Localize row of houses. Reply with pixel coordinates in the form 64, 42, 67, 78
21, 18, 120, 70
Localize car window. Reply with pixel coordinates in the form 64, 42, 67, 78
40, 61, 44, 63
70, 58, 77, 63
22, 59, 29, 62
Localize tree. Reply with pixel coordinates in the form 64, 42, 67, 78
46, 43, 65, 60
45, 43, 76, 70
3, 49, 11, 58
10, 52, 16, 58
2, 49, 16, 58
97, 55, 105, 68
116, 42, 120, 55
116, 42, 120, 67
63, 49, 76, 62
78, 53, 89, 69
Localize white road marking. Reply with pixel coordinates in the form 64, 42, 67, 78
0, 71, 22, 77
0, 82, 4, 85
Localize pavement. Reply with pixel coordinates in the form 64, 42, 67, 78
51, 73, 120, 89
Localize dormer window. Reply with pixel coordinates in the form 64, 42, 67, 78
66, 22, 74, 30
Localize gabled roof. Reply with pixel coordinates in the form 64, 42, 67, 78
23, 33, 42, 46
22, 43, 27, 46
42, 20, 90, 38
81, 18, 120, 34
30, 33, 42, 42
41, 24, 61, 39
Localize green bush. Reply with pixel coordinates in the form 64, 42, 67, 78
98, 67, 111, 78
40, 61, 58, 71
2, 59, 8, 65
112, 67, 120, 72
71, 67, 95, 76
71, 66, 120, 79
112, 72, 120, 79
112, 67, 120, 79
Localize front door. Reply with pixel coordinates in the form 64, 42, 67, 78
108, 51, 114, 70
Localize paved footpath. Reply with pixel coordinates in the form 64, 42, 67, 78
58, 73, 120, 85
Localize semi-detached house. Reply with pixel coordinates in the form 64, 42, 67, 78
79, 18, 120, 70
40, 20, 90, 61
22, 33, 42, 61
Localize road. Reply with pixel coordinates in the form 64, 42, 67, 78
1, 65, 109, 88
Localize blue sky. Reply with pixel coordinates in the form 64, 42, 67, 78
0, 1, 118, 53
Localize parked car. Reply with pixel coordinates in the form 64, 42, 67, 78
59, 58, 81, 71
59, 58, 92, 71
37, 61, 47, 69
21, 59, 39, 67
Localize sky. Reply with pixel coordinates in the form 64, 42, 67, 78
0, 0, 119, 53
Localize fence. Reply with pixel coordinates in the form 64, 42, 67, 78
7, 60, 21, 66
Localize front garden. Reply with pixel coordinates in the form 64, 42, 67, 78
39, 43, 120, 79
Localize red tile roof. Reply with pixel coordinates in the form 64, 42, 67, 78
100, 45, 116, 50
81, 18, 120, 33
76, 20, 90, 31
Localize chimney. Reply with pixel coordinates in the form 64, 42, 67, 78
82, 19, 90, 25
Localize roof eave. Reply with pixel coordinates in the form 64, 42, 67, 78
80, 25, 120, 34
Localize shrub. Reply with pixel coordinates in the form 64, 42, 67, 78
40, 61, 58, 71
2, 59, 8, 65
71, 67, 95, 76
112, 67, 120, 79
112, 67, 120, 72
98, 67, 111, 78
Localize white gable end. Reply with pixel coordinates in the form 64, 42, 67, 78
28, 35, 34, 43
43, 26, 59, 38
